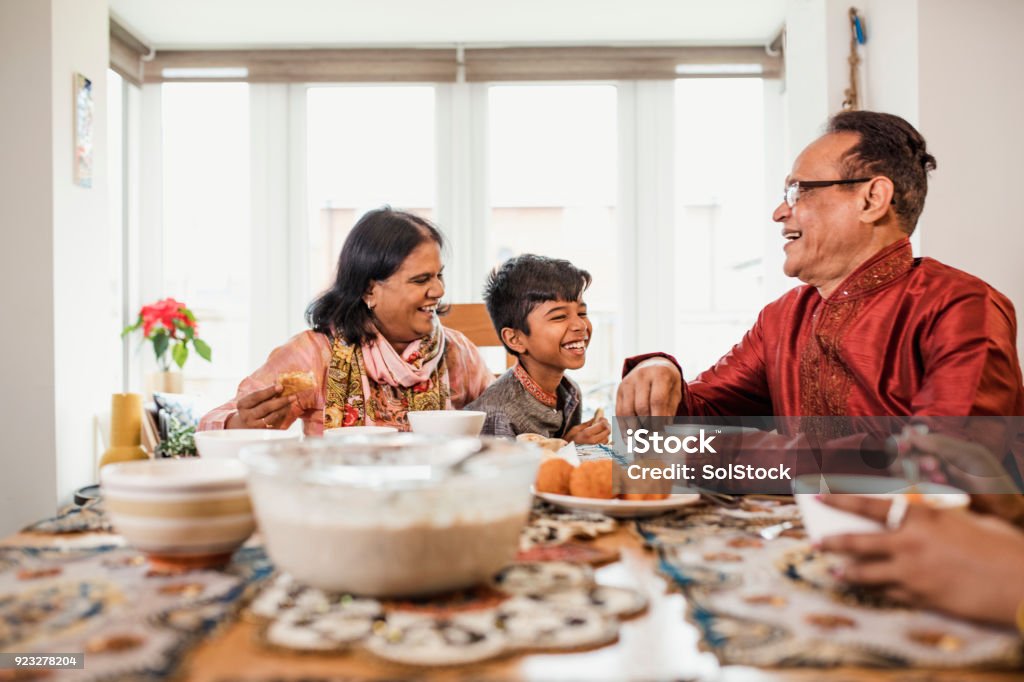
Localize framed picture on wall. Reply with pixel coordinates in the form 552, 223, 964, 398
73, 72, 93, 188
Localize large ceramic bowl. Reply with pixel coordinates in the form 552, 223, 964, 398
195, 428, 301, 459
793, 473, 969, 542
101, 458, 255, 569
407, 410, 486, 436
240, 434, 540, 597
323, 425, 398, 438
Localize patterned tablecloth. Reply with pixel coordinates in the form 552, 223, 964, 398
0, 544, 272, 680
637, 498, 1024, 670
0, 501, 620, 680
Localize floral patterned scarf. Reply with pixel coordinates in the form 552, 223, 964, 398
324, 323, 452, 430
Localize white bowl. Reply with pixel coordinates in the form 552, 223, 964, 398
793, 474, 969, 542
324, 425, 399, 437
195, 428, 300, 459
101, 458, 255, 569
241, 435, 540, 596
407, 410, 486, 436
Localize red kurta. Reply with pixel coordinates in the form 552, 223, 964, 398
626, 238, 1024, 474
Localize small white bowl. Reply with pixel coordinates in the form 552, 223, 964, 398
324, 425, 399, 438
101, 458, 255, 570
195, 429, 300, 459
407, 410, 486, 436
793, 474, 969, 542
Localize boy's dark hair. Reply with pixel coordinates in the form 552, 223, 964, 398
306, 207, 448, 346
483, 254, 592, 356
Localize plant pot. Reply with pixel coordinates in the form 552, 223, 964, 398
147, 371, 184, 395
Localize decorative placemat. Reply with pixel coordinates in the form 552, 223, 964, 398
520, 500, 617, 551
0, 543, 272, 681
636, 500, 1024, 670
21, 498, 113, 535
249, 561, 646, 666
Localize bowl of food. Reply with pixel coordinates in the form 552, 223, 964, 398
101, 458, 255, 570
195, 429, 301, 459
240, 434, 540, 597
407, 410, 486, 436
793, 474, 970, 542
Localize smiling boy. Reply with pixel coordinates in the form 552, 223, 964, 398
465, 254, 611, 444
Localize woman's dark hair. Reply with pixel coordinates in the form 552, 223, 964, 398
483, 254, 592, 356
826, 110, 937, 234
306, 207, 447, 345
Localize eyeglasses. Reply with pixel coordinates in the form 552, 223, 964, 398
783, 178, 873, 208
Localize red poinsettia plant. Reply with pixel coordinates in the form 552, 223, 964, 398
122, 298, 212, 371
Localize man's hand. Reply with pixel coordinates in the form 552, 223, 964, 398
226, 384, 296, 430
616, 357, 682, 417
820, 495, 1024, 627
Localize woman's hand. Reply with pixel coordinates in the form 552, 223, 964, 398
615, 357, 682, 417
901, 430, 1024, 525
226, 384, 296, 430
565, 416, 611, 445
820, 495, 1024, 627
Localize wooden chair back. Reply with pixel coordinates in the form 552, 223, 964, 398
443, 303, 514, 369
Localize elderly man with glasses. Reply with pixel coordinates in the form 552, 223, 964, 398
617, 110, 1024, 481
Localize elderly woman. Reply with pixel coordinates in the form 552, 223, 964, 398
200, 208, 492, 434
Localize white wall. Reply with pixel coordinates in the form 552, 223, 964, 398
915, 0, 1024, 361
860, 0, 919, 119
0, 0, 58, 535
783, 0, 1023, 360
51, 0, 115, 510
0, 0, 112, 537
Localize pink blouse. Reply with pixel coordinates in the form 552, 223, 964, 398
199, 327, 494, 436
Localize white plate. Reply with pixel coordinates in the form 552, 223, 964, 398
533, 488, 701, 519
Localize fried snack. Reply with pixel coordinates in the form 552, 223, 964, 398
616, 459, 672, 500
535, 458, 574, 495
619, 493, 670, 501
569, 460, 616, 499
278, 370, 316, 396
593, 407, 605, 422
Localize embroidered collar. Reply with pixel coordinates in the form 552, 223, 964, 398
513, 363, 558, 408
828, 238, 913, 301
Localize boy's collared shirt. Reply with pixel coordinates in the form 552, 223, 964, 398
466, 365, 582, 439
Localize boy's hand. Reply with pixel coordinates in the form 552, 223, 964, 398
566, 413, 611, 445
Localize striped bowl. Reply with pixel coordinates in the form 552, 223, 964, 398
101, 458, 255, 570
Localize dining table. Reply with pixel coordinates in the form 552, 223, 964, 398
2, 493, 1021, 682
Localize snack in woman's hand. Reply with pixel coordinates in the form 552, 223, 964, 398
593, 407, 605, 422
535, 458, 574, 495
278, 370, 316, 397
569, 460, 616, 499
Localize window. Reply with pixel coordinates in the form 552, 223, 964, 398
306, 86, 436, 296
673, 79, 766, 375
161, 83, 250, 398
139, 73, 775, 409
487, 84, 619, 394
